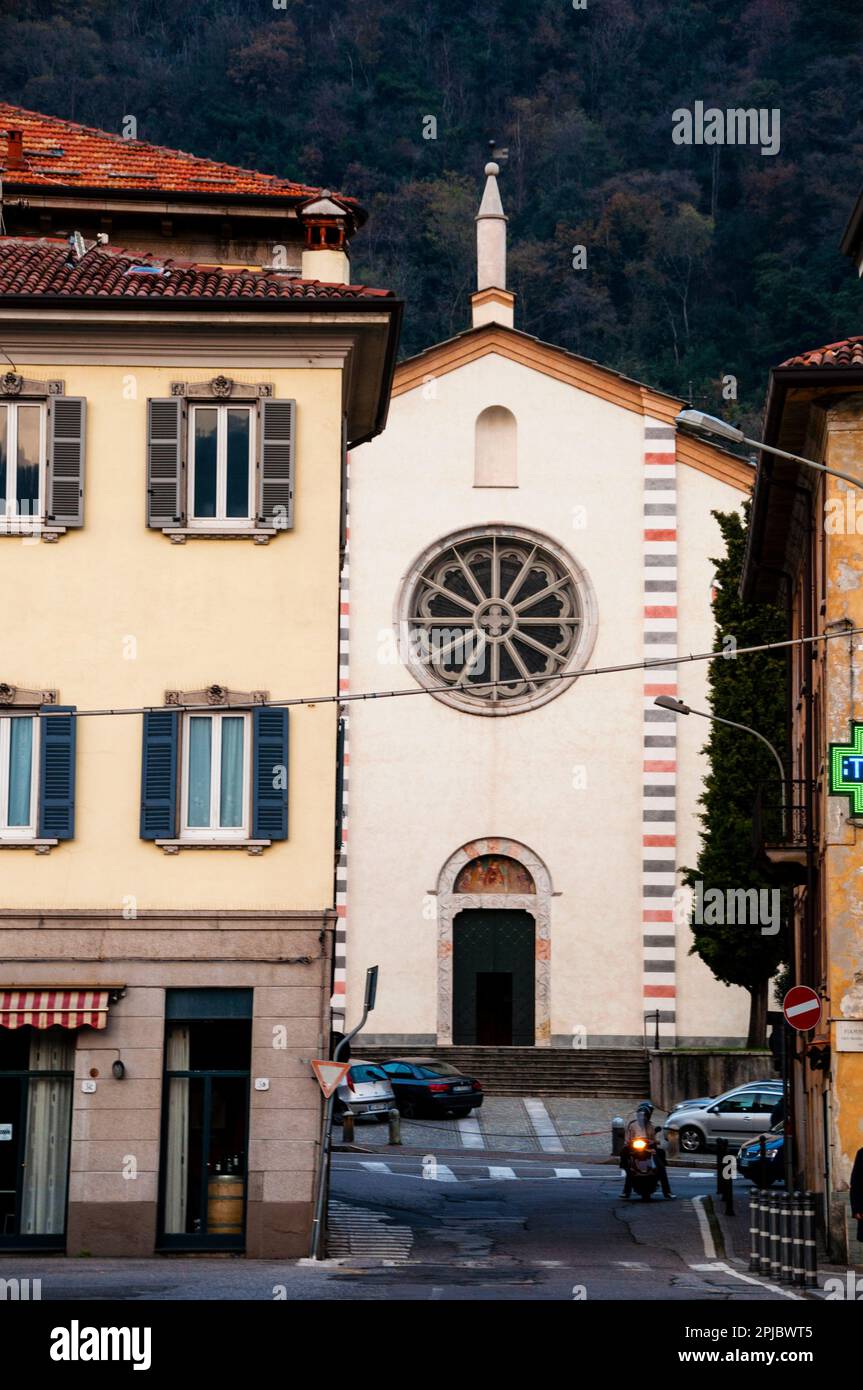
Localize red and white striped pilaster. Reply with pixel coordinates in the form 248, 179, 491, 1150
332, 467, 350, 1033
641, 420, 677, 1042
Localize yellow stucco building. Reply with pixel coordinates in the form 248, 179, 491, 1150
0, 206, 399, 1255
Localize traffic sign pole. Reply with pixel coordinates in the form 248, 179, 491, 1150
309, 966, 379, 1260
779, 987, 822, 1195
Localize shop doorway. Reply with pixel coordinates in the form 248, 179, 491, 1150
158, 991, 252, 1251
0, 1029, 73, 1249
452, 910, 535, 1046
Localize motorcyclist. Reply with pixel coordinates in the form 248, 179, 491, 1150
621, 1100, 674, 1199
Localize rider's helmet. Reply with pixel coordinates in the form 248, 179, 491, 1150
636, 1100, 654, 1116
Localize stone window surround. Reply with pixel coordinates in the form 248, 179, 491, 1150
395, 523, 598, 717
0, 685, 58, 852
0, 376, 67, 541
433, 836, 555, 1046
157, 686, 272, 854
162, 376, 281, 543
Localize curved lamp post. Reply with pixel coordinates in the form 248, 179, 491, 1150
653, 694, 788, 834
677, 408, 863, 492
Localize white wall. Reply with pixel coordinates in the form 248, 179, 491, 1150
345, 351, 751, 1045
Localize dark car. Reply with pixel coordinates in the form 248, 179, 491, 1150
381, 1059, 483, 1118
737, 1122, 784, 1188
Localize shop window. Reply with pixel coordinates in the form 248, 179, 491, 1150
158, 1003, 252, 1251
0, 1029, 74, 1248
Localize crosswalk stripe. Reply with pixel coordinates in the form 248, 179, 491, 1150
457, 1113, 484, 1149
487, 1166, 517, 1180
553, 1168, 582, 1178
524, 1098, 565, 1153
428, 1163, 457, 1181
360, 1161, 391, 1174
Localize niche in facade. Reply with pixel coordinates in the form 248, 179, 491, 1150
474, 405, 517, 487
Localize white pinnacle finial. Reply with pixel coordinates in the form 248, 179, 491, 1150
476, 160, 506, 292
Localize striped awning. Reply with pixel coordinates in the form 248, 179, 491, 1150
0, 989, 110, 1030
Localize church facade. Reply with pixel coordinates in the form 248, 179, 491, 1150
338, 164, 753, 1050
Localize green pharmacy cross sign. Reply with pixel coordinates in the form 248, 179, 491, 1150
829, 722, 863, 814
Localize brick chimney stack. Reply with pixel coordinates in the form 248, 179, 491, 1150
5, 129, 23, 171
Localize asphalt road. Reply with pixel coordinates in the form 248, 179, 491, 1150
2, 1154, 808, 1302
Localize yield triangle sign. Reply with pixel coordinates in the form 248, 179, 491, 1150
311, 1058, 350, 1098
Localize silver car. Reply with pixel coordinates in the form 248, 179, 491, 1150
333, 1061, 396, 1123
668, 1081, 783, 1154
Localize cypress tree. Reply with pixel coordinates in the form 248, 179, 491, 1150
682, 505, 788, 1047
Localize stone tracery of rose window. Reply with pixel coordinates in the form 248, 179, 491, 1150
407, 533, 582, 709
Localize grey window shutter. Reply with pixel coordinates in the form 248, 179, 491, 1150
46, 397, 86, 527
257, 399, 295, 529
147, 398, 186, 527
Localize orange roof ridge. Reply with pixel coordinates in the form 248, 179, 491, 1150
779, 336, 863, 369
0, 101, 363, 217
0, 237, 393, 302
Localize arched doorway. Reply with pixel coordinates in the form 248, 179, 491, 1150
436, 838, 552, 1047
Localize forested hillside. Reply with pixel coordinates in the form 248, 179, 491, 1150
2, 0, 862, 422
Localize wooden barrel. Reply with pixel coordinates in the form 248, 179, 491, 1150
207, 1175, 244, 1234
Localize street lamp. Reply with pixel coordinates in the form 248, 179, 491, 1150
653, 695, 788, 832
677, 407, 863, 493
656, 692, 794, 1192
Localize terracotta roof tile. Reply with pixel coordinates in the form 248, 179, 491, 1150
0, 237, 393, 304
779, 336, 863, 370
0, 102, 362, 218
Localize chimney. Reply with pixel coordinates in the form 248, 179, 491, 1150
299, 192, 351, 284
471, 161, 515, 329
5, 129, 23, 172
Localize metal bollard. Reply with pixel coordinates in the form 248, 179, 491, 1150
779, 1193, 793, 1284
716, 1137, 727, 1195
758, 1192, 772, 1275
388, 1107, 401, 1146
665, 1125, 679, 1159
342, 1111, 355, 1144
790, 1192, 805, 1287
612, 1117, 625, 1157
802, 1191, 817, 1287
749, 1191, 761, 1272
768, 1191, 781, 1280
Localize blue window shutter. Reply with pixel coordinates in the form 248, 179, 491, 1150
140, 710, 179, 840
38, 705, 76, 840
253, 707, 289, 840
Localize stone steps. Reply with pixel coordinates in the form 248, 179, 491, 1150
354, 1045, 650, 1098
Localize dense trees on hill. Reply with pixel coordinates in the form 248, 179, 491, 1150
2, 0, 862, 421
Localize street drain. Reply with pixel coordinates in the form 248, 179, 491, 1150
327, 1201, 414, 1262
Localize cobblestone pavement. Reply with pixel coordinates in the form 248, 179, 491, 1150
338, 1096, 656, 1155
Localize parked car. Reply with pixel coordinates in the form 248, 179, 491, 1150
669, 1081, 784, 1154
737, 1122, 785, 1188
667, 1079, 781, 1121
333, 1062, 396, 1123
380, 1059, 484, 1118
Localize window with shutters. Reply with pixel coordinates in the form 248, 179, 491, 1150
180, 712, 251, 841
0, 714, 38, 840
141, 703, 287, 849
0, 402, 45, 529
189, 405, 255, 528
147, 393, 294, 539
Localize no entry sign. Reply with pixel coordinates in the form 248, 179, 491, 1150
782, 986, 822, 1032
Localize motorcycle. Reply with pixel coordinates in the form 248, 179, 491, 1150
625, 1136, 660, 1201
